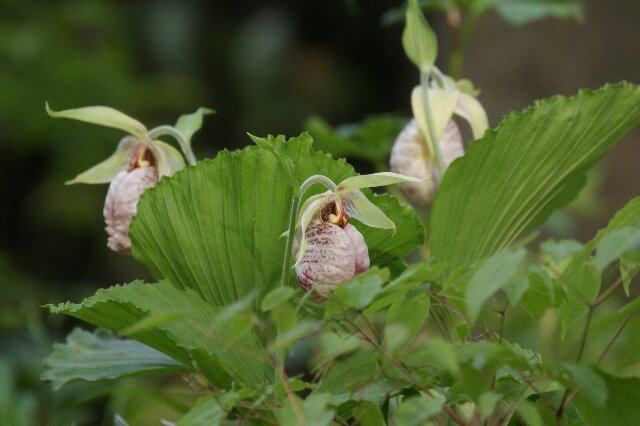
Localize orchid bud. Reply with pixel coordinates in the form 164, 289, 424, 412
390, 118, 463, 204
103, 144, 159, 254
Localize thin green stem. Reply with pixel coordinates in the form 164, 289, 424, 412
300, 174, 336, 193
280, 197, 300, 289
559, 313, 634, 412
345, 315, 469, 426
148, 125, 197, 165
560, 312, 633, 416
595, 313, 632, 367
448, 12, 479, 80
420, 72, 445, 176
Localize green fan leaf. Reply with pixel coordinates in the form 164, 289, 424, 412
129, 133, 422, 308
430, 83, 640, 276
42, 328, 186, 390
47, 281, 272, 388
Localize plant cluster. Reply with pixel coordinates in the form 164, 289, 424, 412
42, 1, 640, 425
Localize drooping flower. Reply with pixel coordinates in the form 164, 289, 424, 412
102, 139, 161, 254
47, 104, 210, 254
390, 75, 489, 205
292, 172, 422, 299
295, 223, 369, 301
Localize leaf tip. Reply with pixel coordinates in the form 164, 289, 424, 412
45, 101, 56, 117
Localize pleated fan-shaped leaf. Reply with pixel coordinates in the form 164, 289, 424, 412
47, 280, 272, 388
129, 133, 423, 307
430, 83, 640, 274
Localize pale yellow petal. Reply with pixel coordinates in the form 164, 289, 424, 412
150, 140, 186, 177
336, 172, 424, 193
46, 103, 147, 139
454, 93, 489, 140
66, 137, 138, 185
411, 86, 458, 155
342, 190, 395, 231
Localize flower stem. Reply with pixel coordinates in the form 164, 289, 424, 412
448, 11, 479, 80
148, 125, 197, 165
300, 174, 336, 193
420, 72, 445, 176
280, 196, 300, 289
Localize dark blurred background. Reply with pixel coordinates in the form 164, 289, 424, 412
0, 0, 638, 424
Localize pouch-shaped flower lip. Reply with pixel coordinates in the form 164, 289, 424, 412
293, 172, 425, 265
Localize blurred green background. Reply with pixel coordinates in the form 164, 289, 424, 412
0, 0, 638, 424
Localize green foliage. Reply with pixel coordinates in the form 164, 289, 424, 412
595, 227, 640, 273
47, 280, 272, 388
352, 401, 386, 426
393, 393, 444, 425
176, 394, 232, 426
129, 134, 421, 308
403, 0, 438, 74
175, 107, 215, 146
384, 291, 430, 349
464, 249, 526, 323
431, 83, 640, 276
42, 328, 186, 390
44, 75, 640, 426
249, 133, 299, 191
304, 115, 407, 166
0, 357, 36, 426
278, 393, 335, 426
573, 372, 640, 425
